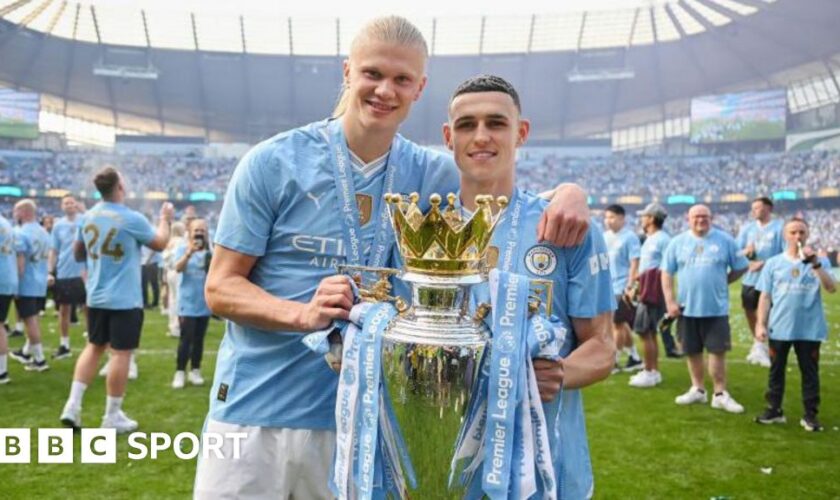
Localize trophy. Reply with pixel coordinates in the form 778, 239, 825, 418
342, 192, 508, 498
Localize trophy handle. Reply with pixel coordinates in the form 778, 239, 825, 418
335, 264, 407, 312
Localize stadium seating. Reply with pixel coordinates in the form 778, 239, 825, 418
1, 148, 838, 250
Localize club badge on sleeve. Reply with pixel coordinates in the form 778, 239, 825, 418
524, 245, 557, 276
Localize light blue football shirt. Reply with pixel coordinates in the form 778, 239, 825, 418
77, 202, 156, 309
756, 253, 833, 342
604, 226, 641, 296
639, 230, 671, 273
490, 191, 613, 500
16, 221, 50, 298
52, 216, 85, 279
209, 119, 459, 430
174, 243, 211, 317
661, 228, 749, 317
0, 216, 19, 296
737, 219, 784, 287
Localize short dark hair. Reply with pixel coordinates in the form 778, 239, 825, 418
784, 216, 808, 228
450, 74, 521, 112
605, 204, 625, 216
753, 196, 773, 209
94, 167, 121, 199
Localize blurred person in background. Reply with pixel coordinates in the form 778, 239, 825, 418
8, 199, 51, 372
49, 194, 87, 360
629, 203, 671, 388
60, 167, 173, 432
737, 197, 784, 368
0, 210, 20, 384
604, 204, 642, 373
754, 217, 835, 432
662, 204, 748, 413
171, 218, 212, 389
162, 221, 187, 337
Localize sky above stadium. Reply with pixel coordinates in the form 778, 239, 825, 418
84, 0, 675, 17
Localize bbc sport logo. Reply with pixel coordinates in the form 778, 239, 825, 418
0, 428, 247, 464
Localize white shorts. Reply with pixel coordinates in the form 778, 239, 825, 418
193, 418, 336, 499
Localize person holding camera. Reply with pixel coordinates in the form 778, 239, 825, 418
754, 217, 835, 431
172, 218, 212, 389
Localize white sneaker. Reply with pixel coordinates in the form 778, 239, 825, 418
188, 370, 205, 386
167, 330, 180, 338
629, 370, 661, 388
675, 386, 708, 405
60, 403, 82, 429
711, 391, 745, 414
746, 342, 771, 368
101, 410, 138, 434
172, 370, 185, 389
98, 360, 110, 377
128, 360, 138, 380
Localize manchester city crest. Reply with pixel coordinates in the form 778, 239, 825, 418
355, 193, 373, 226
525, 245, 557, 276
791, 268, 800, 278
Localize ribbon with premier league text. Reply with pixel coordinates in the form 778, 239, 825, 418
328, 119, 401, 270
450, 269, 566, 500
303, 301, 415, 500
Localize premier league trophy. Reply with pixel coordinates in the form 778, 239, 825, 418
339, 192, 508, 498
380, 192, 506, 498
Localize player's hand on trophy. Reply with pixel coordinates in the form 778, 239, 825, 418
538, 183, 589, 247
299, 275, 354, 331
533, 358, 565, 402
159, 202, 175, 222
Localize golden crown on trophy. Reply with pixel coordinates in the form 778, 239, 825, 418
384, 192, 508, 276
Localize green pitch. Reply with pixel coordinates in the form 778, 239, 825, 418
2, 286, 839, 499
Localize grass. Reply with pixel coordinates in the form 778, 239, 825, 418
2, 284, 840, 499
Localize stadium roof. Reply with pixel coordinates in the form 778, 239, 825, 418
1, 0, 838, 143
0, 0, 780, 55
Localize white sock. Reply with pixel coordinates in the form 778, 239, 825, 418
15, 321, 23, 331
130, 353, 137, 365
105, 395, 123, 417
31, 343, 44, 362
0, 353, 7, 374
60, 336, 70, 349
68, 380, 87, 408
22, 340, 31, 355
629, 345, 640, 359
615, 351, 621, 364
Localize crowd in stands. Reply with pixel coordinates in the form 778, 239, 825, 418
518, 150, 840, 198
0, 147, 838, 251
0, 151, 234, 196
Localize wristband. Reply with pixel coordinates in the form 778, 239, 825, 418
812, 262, 822, 270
